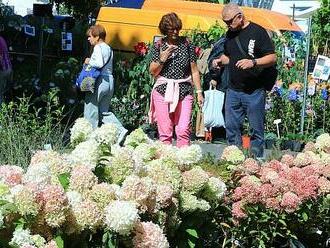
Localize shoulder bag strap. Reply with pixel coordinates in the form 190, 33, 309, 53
234, 36, 262, 75
235, 36, 249, 58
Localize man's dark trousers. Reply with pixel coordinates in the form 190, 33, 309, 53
225, 88, 266, 158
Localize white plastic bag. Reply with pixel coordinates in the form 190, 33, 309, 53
202, 85, 225, 128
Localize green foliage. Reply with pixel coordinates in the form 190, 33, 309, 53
312, 0, 330, 55
0, 89, 67, 168
50, 0, 103, 20
185, 23, 226, 49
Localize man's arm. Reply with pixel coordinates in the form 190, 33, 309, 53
236, 53, 276, 70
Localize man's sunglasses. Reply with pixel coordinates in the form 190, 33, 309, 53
223, 13, 242, 25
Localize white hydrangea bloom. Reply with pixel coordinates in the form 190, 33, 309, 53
180, 191, 211, 213
23, 163, 52, 189
10, 228, 34, 247
203, 177, 227, 202
221, 145, 245, 165
124, 128, 151, 148
70, 118, 93, 146
104, 200, 139, 236
177, 144, 203, 168
105, 146, 135, 184
132, 143, 158, 170
315, 133, 330, 152
31, 235, 46, 247
90, 123, 119, 146
66, 191, 82, 207
70, 139, 100, 170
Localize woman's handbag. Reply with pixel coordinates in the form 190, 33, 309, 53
75, 64, 101, 93
195, 108, 205, 138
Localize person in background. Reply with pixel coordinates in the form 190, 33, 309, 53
84, 25, 127, 144
149, 12, 204, 147
0, 35, 12, 104
211, 3, 276, 158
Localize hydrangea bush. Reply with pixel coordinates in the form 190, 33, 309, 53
227, 138, 330, 247
0, 118, 226, 248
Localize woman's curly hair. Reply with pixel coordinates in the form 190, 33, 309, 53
158, 12, 182, 35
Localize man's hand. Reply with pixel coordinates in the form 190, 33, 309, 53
212, 58, 223, 69
212, 54, 229, 69
236, 59, 254, 70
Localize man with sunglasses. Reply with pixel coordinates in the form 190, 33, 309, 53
211, 3, 276, 158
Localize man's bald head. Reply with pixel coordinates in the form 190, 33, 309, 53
222, 3, 243, 20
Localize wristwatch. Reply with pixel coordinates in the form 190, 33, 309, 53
252, 59, 257, 67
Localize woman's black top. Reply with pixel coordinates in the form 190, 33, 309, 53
150, 37, 198, 99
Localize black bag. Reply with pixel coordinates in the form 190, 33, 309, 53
207, 37, 230, 91
235, 36, 278, 91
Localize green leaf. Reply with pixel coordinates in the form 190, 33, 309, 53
58, 173, 70, 190
188, 239, 196, 248
14, 217, 26, 230
55, 235, 64, 248
279, 219, 287, 226
186, 229, 198, 238
302, 212, 308, 221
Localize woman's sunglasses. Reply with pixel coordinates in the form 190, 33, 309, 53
223, 13, 242, 25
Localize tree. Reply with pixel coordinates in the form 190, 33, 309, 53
50, 0, 105, 21
311, 0, 330, 55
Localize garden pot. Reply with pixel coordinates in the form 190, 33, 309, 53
265, 138, 276, 149
281, 140, 293, 150
242, 135, 251, 149
291, 141, 303, 152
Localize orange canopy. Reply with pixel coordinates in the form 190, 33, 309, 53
142, 0, 301, 32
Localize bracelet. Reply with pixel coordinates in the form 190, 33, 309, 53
196, 89, 203, 93
252, 59, 257, 67
158, 59, 165, 65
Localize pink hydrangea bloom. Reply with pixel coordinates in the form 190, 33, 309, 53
318, 177, 330, 194
259, 183, 277, 202
322, 165, 330, 178
232, 201, 247, 219
241, 158, 260, 174
0, 165, 23, 187
41, 184, 68, 227
302, 164, 323, 177
265, 197, 281, 210
259, 167, 279, 183
292, 176, 319, 200
44, 241, 59, 248
133, 221, 169, 248
156, 184, 174, 209
303, 141, 316, 152
69, 165, 98, 195
281, 154, 295, 167
280, 192, 301, 213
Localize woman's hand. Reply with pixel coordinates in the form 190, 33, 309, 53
159, 45, 177, 63
197, 92, 204, 107
84, 58, 90, 64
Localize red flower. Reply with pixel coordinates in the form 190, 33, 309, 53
134, 42, 149, 56
194, 46, 202, 57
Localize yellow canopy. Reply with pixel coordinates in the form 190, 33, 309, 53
142, 0, 301, 32
97, 7, 218, 51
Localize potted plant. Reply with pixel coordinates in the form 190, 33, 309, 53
242, 121, 250, 149
265, 132, 277, 149
281, 133, 306, 152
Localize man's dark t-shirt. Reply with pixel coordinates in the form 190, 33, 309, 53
224, 22, 275, 93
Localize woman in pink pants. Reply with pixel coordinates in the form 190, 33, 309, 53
149, 12, 204, 147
